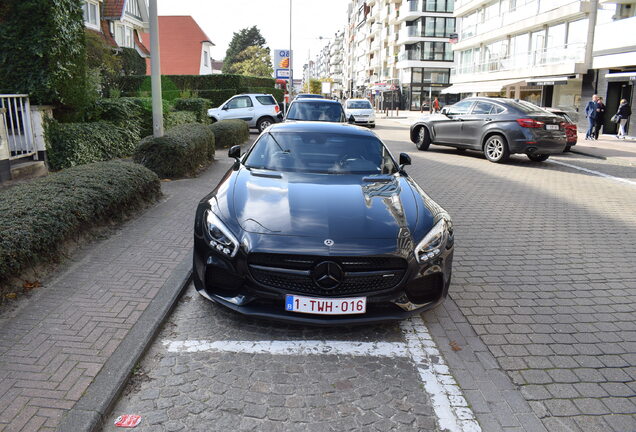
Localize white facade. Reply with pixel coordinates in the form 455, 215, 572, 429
449, 0, 599, 110
199, 42, 215, 75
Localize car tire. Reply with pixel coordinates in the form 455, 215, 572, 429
209, 117, 217, 124
527, 153, 550, 162
368, 124, 376, 129
416, 126, 431, 151
564, 145, 572, 152
257, 117, 274, 133
483, 134, 510, 163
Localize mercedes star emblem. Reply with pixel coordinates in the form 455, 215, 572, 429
312, 261, 344, 290
324, 239, 334, 246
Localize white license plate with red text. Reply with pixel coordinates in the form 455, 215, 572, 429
285, 295, 366, 315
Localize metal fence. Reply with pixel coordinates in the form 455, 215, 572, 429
0, 94, 36, 160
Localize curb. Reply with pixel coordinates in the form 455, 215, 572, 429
56, 254, 193, 432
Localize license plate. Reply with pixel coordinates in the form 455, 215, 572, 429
356, 116, 368, 120
285, 295, 366, 315
546, 124, 559, 130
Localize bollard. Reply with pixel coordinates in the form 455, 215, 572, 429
0, 107, 12, 183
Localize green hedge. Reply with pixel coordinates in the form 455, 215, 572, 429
165, 111, 197, 130
0, 160, 160, 285
134, 123, 215, 178
210, 120, 250, 149
173, 98, 211, 123
45, 119, 140, 170
92, 98, 144, 126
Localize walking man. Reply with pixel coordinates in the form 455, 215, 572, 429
585, 94, 599, 140
594, 96, 606, 140
616, 99, 632, 139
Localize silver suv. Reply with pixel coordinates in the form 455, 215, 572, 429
207, 94, 283, 133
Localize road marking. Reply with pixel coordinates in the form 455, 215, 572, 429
164, 340, 409, 357
548, 159, 636, 188
163, 316, 481, 432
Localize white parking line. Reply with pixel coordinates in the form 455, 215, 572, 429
163, 316, 481, 432
548, 159, 636, 188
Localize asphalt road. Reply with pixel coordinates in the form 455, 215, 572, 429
102, 119, 636, 432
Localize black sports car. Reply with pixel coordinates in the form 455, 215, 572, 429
193, 122, 454, 324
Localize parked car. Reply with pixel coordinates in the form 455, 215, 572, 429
294, 94, 325, 100
410, 97, 567, 163
344, 98, 376, 128
545, 108, 577, 151
207, 93, 283, 133
285, 98, 346, 123
193, 122, 453, 324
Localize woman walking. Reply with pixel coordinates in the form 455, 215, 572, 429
616, 99, 632, 139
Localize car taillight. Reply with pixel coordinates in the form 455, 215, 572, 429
274, 105, 280, 113
516, 118, 545, 128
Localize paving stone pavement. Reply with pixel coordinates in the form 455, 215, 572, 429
380, 122, 636, 431
0, 143, 248, 431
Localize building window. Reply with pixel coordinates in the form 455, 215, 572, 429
115, 24, 134, 48
204, 51, 209, 67
125, 0, 142, 19
422, 17, 455, 37
407, 42, 453, 61
82, 0, 99, 28
424, 0, 454, 13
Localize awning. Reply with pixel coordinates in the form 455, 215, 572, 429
441, 79, 524, 94
526, 76, 573, 86
605, 72, 636, 82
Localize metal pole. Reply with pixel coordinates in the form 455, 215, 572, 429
378, 22, 382, 111
149, 0, 163, 137
289, 0, 293, 100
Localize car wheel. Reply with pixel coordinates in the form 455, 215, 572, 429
209, 117, 217, 124
483, 135, 510, 163
416, 126, 431, 151
564, 145, 572, 152
257, 117, 274, 133
368, 124, 376, 129
528, 153, 550, 162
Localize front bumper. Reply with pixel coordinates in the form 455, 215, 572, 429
193, 240, 452, 325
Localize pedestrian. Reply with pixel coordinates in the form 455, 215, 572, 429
594, 96, 605, 140
433, 97, 440, 113
615, 99, 632, 139
584, 94, 599, 140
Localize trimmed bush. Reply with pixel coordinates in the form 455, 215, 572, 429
173, 98, 211, 123
45, 119, 140, 170
0, 160, 160, 285
165, 111, 198, 130
134, 123, 215, 178
92, 98, 143, 126
210, 120, 250, 149
117, 97, 172, 137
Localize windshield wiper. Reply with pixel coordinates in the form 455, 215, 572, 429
268, 132, 291, 154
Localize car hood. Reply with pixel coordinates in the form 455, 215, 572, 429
231, 169, 419, 239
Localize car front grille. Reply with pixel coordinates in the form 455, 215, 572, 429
248, 253, 408, 296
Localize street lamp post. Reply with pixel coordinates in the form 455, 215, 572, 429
422, 78, 433, 113
289, 0, 293, 101
149, 0, 163, 137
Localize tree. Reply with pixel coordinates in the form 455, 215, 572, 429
85, 30, 122, 97
309, 79, 322, 95
223, 26, 268, 74
227, 46, 273, 77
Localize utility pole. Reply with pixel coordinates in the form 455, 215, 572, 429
149, 0, 163, 137
289, 0, 293, 101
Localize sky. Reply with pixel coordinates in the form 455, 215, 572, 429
157, 0, 349, 77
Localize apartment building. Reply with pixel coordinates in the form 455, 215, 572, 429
310, 0, 457, 110
591, 0, 636, 135
448, 0, 599, 118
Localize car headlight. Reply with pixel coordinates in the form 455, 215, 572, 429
204, 210, 239, 258
414, 218, 452, 264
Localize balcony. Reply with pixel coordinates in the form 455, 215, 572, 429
454, 43, 585, 82
397, 0, 424, 22
455, 0, 590, 49
593, 16, 636, 69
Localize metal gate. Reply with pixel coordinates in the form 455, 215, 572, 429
0, 94, 37, 160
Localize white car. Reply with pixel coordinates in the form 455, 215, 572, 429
344, 99, 375, 128
207, 93, 283, 133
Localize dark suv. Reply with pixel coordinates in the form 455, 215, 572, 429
410, 97, 567, 163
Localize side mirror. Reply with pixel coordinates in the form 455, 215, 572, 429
399, 153, 411, 167
228, 145, 241, 160
348, 115, 355, 124
222, 105, 229, 111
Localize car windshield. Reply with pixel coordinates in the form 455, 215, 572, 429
347, 100, 372, 109
244, 132, 397, 175
286, 101, 345, 122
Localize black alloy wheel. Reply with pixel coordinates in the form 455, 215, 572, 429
416, 126, 431, 151
483, 134, 510, 163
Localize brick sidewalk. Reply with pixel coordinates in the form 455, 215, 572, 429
0, 149, 244, 431
572, 133, 636, 166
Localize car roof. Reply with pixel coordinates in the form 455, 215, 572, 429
268, 121, 375, 136
290, 98, 342, 104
